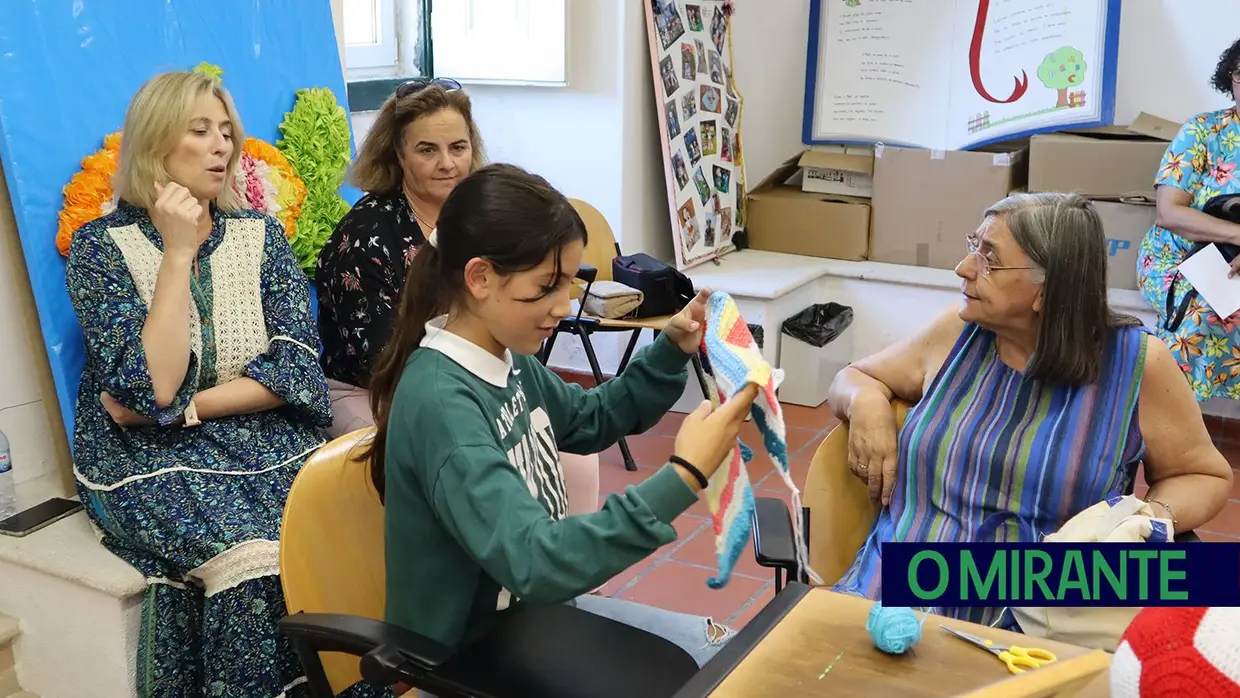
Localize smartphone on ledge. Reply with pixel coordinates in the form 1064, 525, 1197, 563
0, 497, 84, 538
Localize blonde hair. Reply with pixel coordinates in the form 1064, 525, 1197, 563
113, 71, 245, 211
349, 85, 486, 194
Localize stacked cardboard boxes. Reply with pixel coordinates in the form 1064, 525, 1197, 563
745, 147, 872, 261
1023, 113, 1177, 290
742, 113, 1179, 290
869, 145, 1027, 270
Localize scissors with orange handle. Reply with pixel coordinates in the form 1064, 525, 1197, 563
941, 626, 1057, 674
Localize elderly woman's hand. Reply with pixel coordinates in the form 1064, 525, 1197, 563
847, 392, 901, 505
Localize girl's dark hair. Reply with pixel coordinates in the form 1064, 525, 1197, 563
1211, 38, 1240, 95
363, 163, 588, 498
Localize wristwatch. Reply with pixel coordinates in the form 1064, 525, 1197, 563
183, 399, 201, 428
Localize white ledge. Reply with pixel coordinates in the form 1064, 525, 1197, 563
684, 249, 1150, 313
0, 511, 144, 599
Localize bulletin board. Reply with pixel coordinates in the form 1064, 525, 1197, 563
0, 0, 355, 442
645, 0, 746, 271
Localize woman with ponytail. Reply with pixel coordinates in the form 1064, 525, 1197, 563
369, 163, 756, 668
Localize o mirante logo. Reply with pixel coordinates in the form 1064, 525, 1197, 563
881, 543, 1240, 608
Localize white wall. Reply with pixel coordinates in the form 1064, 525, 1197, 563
1114, 1, 1237, 124
0, 158, 74, 507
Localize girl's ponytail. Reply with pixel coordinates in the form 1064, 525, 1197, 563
364, 243, 441, 500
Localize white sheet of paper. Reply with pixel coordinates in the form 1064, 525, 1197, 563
1177, 244, 1240, 319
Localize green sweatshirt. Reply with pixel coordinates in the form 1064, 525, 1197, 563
383, 318, 698, 649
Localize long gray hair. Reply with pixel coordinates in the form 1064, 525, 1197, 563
984, 192, 1142, 385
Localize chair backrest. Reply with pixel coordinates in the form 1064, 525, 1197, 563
279, 428, 384, 695
803, 399, 912, 586
568, 198, 619, 283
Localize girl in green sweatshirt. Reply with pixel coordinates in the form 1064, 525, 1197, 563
363, 163, 757, 670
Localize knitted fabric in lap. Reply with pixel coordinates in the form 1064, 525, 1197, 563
699, 292, 821, 588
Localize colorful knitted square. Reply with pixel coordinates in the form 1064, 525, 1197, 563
699, 292, 820, 588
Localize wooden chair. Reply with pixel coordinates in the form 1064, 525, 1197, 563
277, 429, 701, 698
752, 400, 1199, 592
540, 199, 710, 471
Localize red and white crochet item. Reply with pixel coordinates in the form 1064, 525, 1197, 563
1112, 607, 1240, 697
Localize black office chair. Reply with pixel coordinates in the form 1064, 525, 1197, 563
280, 604, 700, 698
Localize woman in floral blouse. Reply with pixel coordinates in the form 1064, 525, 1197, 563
316, 78, 483, 435
1139, 37, 1240, 401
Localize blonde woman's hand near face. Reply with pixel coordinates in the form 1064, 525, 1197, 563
847, 392, 900, 505
671, 383, 759, 490
150, 182, 207, 259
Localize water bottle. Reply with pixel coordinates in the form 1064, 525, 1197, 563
0, 428, 16, 521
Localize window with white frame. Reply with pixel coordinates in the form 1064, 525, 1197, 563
343, 0, 426, 77
342, 0, 567, 86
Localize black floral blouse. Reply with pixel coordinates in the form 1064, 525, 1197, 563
316, 191, 425, 387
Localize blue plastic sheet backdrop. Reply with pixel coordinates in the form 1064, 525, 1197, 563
0, 0, 360, 444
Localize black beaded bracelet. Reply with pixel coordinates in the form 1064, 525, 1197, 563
669, 455, 709, 489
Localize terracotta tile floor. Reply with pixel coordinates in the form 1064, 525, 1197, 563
571, 372, 1240, 630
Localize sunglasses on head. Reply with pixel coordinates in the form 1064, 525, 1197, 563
395, 77, 462, 99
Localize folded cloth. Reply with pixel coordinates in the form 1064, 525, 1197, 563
1010, 495, 1173, 652
582, 280, 644, 319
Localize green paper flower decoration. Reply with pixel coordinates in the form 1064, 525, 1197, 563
276, 87, 353, 276
193, 62, 224, 83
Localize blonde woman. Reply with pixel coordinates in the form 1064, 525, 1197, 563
315, 80, 602, 517
64, 72, 347, 697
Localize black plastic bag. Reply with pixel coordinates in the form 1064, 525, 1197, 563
1164, 194, 1240, 332
748, 323, 764, 351
781, 302, 853, 348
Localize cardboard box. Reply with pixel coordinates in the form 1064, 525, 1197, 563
870, 145, 1027, 270
1028, 113, 1178, 198
798, 146, 874, 197
745, 154, 870, 261
1092, 197, 1156, 291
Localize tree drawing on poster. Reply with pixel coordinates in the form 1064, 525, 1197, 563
646, 0, 744, 271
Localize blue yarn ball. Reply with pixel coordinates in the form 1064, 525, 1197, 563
867, 602, 923, 655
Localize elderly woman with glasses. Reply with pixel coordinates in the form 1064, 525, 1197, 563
826, 192, 1233, 627
1139, 38, 1240, 402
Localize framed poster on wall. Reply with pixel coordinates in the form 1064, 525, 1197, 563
644, 0, 744, 271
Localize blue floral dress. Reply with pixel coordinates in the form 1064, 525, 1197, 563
65, 202, 368, 697
1138, 107, 1240, 400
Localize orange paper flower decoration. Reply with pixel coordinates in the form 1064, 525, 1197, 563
57, 133, 306, 256
57, 132, 121, 256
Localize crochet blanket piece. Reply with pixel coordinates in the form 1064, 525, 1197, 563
699, 292, 821, 588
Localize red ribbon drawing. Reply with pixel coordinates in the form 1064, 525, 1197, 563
969, 0, 1028, 104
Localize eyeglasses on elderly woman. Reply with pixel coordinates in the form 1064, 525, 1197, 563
965, 233, 1034, 277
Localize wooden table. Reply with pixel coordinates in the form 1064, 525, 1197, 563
675, 584, 1110, 697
